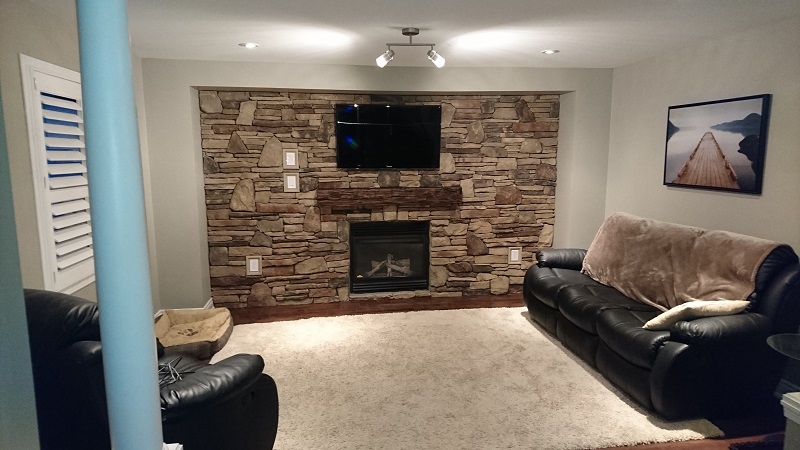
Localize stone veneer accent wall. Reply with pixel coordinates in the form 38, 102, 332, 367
199, 91, 559, 309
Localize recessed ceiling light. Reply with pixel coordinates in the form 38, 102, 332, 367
239, 42, 259, 49
541, 49, 560, 55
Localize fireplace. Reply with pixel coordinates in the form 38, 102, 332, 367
349, 221, 430, 294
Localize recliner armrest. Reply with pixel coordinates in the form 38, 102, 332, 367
669, 313, 771, 346
61, 341, 103, 368
160, 354, 265, 417
536, 248, 587, 270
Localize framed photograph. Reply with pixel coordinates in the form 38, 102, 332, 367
284, 173, 299, 193
283, 149, 299, 169
663, 94, 771, 195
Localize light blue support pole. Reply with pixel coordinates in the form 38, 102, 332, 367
75, 1, 162, 449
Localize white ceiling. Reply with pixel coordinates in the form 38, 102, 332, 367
65, 0, 800, 69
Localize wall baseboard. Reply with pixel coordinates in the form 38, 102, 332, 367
777, 379, 800, 396
153, 298, 215, 319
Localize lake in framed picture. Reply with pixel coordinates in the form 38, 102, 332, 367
663, 94, 771, 194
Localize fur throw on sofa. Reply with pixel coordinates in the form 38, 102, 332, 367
582, 213, 778, 311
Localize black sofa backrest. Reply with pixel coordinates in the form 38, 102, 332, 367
748, 245, 800, 332
24, 288, 101, 351
535, 245, 800, 335
752, 245, 799, 302
24, 289, 110, 450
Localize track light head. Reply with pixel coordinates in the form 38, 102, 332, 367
427, 49, 445, 68
376, 49, 395, 68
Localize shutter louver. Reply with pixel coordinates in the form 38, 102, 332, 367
41, 91, 94, 280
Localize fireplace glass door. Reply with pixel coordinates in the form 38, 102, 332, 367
349, 221, 429, 294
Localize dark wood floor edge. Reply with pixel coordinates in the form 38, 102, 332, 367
229, 293, 526, 324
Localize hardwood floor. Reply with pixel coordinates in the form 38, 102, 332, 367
608, 433, 782, 449
229, 294, 785, 450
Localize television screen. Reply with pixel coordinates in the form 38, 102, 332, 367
335, 104, 441, 169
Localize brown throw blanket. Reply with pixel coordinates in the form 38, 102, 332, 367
582, 213, 779, 311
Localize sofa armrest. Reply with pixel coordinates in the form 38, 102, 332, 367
669, 313, 771, 346
160, 353, 265, 417
536, 248, 587, 270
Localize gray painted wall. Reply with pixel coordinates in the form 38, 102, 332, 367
132, 55, 162, 311
606, 16, 800, 250
139, 60, 614, 308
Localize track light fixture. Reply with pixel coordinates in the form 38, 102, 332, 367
376, 27, 445, 68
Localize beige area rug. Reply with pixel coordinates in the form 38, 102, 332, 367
211, 307, 722, 450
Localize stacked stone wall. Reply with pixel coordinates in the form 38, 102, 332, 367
199, 91, 559, 308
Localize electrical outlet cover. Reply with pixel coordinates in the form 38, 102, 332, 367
246, 256, 261, 275
508, 247, 522, 264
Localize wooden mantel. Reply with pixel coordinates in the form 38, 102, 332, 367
316, 186, 462, 211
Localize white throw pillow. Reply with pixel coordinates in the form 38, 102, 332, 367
642, 300, 750, 331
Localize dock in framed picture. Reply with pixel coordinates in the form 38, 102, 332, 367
663, 94, 771, 195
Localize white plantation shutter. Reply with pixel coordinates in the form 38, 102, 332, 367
21, 55, 94, 293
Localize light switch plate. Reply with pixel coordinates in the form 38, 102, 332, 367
246, 256, 261, 275
508, 247, 522, 264
283, 149, 299, 169
284, 173, 299, 192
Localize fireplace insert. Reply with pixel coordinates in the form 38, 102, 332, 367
349, 221, 430, 294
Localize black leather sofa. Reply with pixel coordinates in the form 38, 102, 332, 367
24, 288, 279, 450
524, 244, 800, 420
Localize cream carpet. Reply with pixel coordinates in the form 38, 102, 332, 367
211, 307, 722, 450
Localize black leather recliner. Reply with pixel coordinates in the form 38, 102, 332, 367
23, 288, 279, 450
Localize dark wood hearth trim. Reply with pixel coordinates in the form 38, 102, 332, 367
316, 186, 462, 211
229, 293, 524, 325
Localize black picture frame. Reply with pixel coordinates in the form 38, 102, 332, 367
663, 94, 771, 195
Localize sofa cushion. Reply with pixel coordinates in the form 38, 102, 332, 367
525, 266, 602, 309
642, 300, 750, 331
557, 284, 653, 334
596, 308, 669, 369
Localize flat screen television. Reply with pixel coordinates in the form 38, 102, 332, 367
335, 104, 441, 170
